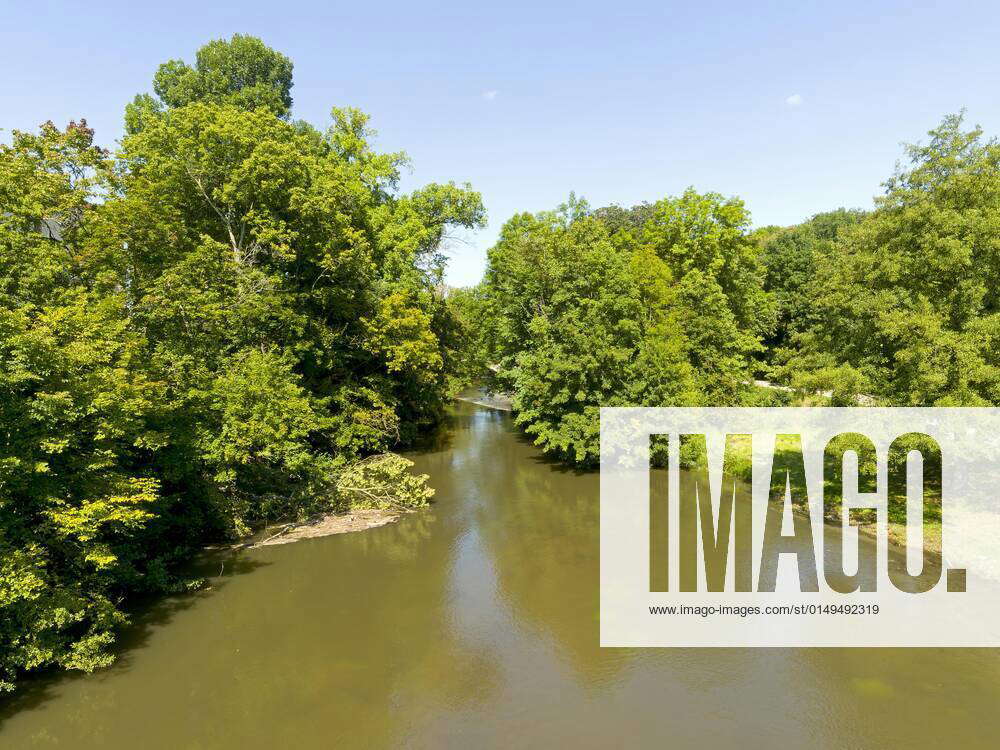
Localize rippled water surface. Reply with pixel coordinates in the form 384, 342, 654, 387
2, 401, 998, 748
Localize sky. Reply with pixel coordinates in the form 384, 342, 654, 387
4, 0, 1000, 286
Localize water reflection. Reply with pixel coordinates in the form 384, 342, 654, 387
1, 402, 998, 748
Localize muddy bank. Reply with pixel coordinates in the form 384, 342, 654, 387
455, 387, 512, 411
243, 508, 414, 548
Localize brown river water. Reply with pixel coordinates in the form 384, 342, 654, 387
1, 400, 999, 748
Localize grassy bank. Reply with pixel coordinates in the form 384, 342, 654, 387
706, 433, 942, 554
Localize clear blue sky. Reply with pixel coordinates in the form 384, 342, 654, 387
4, 0, 1000, 286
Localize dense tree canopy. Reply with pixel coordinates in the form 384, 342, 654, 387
784, 114, 1000, 405
0, 121, 166, 688
480, 191, 774, 465
125, 34, 295, 133
758, 208, 864, 353
0, 36, 483, 691
5, 28, 997, 692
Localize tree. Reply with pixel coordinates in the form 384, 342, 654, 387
787, 113, 1000, 405
1, 36, 483, 691
0, 121, 170, 690
442, 285, 491, 392
483, 204, 700, 466
759, 208, 864, 354
125, 34, 294, 133
631, 189, 775, 401
481, 189, 773, 465
109, 70, 484, 518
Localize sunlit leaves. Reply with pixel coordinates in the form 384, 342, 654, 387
481, 190, 771, 465
2, 35, 482, 691
787, 113, 1000, 405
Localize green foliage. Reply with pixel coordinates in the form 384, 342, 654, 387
125, 34, 294, 132
759, 208, 864, 352
1, 36, 481, 691
481, 189, 772, 466
336, 454, 434, 510
633, 190, 775, 401
785, 113, 1000, 405
0, 122, 167, 690
200, 350, 337, 535
443, 285, 492, 391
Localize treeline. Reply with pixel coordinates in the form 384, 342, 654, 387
461, 191, 774, 466
468, 112, 1000, 465
766, 114, 1000, 407
0, 36, 482, 690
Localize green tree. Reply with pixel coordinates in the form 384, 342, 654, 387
788, 113, 1000, 405
482, 190, 772, 465
1, 36, 483, 691
125, 34, 294, 132
0, 121, 169, 690
759, 208, 864, 354
632, 190, 775, 400
483, 205, 700, 466
109, 81, 483, 514
442, 285, 492, 392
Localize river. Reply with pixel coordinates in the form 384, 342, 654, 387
1, 400, 998, 748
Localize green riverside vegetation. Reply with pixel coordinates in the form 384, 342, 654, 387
473, 112, 1000, 461
467, 113, 993, 557
478, 191, 775, 466
2, 33, 996, 693
0, 35, 482, 691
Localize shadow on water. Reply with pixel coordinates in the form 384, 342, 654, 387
408, 397, 509, 455
3, 401, 1000, 749
0, 548, 271, 729
470, 404, 598, 476
521, 441, 595, 476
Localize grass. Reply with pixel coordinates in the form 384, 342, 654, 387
687, 432, 943, 555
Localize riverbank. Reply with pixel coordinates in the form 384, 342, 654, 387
244, 507, 415, 547
455, 389, 940, 553
5, 399, 994, 750
454, 387, 512, 411
720, 434, 943, 555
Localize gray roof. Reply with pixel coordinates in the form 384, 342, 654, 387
37, 217, 63, 241
2, 213, 64, 241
